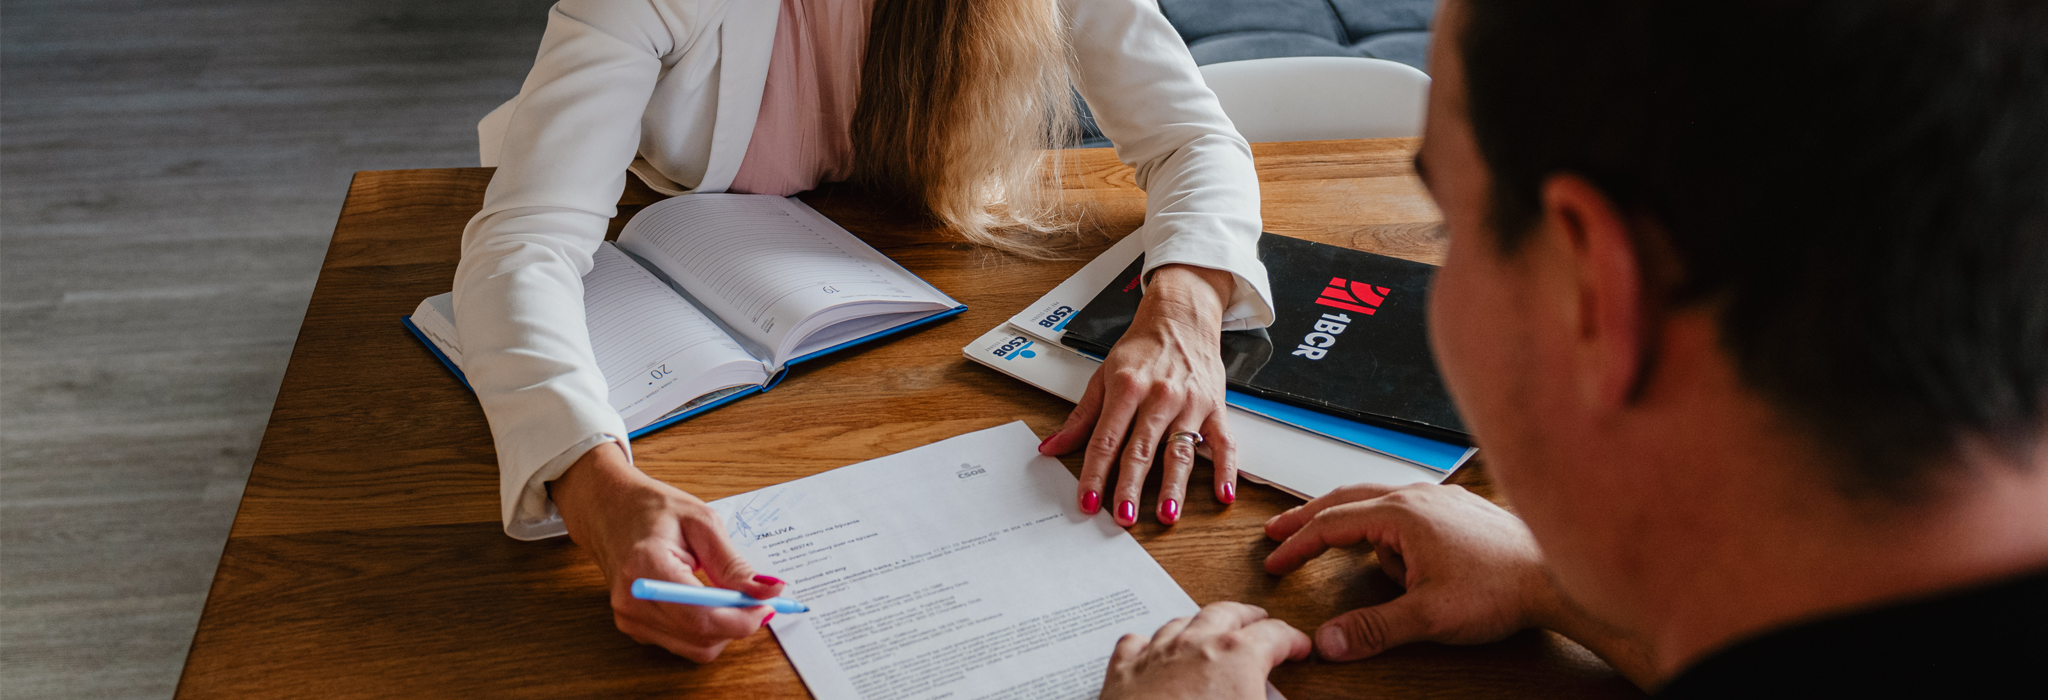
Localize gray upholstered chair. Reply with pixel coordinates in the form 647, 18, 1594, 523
1075, 0, 1437, 147
1199, 56, 1429, 142
1160, 0, 1436, 72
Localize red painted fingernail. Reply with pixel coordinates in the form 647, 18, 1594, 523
1039, 433, 1055, 449
1116, 500, 1136, 524
762, 611, 776, 628
752, 574, 784, 586
1222, 482, 1236, 504
1080, 490, 1101, 514
1159, 498, 1181, 524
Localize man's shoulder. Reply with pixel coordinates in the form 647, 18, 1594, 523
1658, 566, 2048, 698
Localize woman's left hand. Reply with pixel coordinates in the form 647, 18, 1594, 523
1039, 263, 1238, 527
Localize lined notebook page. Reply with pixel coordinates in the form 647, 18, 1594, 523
585, 244, 760, 418
618, 195, 947, 352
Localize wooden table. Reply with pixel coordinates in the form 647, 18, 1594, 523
176, 139, 1641, 699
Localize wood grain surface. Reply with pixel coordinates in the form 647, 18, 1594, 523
176, 139, 1642, 699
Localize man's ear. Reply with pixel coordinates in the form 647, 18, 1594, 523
1539, 174, 1655, 410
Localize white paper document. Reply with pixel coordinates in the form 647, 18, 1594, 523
712, 422, 1199, 700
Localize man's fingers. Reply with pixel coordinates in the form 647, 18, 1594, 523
1180, 601, 1268, 638
1046, 370, 1108, 457
1315, 595, 1433, 662
1380, 549, 1410, 586
1238, 617, 1317, 666
1263, 483, 1404, 541
1264, 501, 1392, 574
1149, 615, 1193, 646
1111, 632, 1149, 662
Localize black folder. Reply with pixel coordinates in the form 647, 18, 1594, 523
1058, 233, 1468, 444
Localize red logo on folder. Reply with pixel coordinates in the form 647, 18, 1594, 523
1315, 278, 1389, 314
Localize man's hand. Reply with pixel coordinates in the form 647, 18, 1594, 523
1040, 264, 1239, 527
1263, 483, 1554, 661
551, 443, 784, 663
1100, 602, 1311, 700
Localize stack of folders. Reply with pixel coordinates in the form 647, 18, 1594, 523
963, 233, 1475, 500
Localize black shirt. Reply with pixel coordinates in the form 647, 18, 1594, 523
1658, 566, 2048, 697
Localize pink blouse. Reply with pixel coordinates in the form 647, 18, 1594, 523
727, 0, 876, 196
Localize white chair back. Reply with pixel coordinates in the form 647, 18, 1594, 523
1198, 56, 1431, 142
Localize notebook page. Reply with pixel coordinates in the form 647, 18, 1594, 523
617, 195, 953, 360
585, 244, 767, 429
410, 294, 463, 366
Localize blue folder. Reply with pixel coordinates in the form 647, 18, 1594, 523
1224, 391, 1472, 472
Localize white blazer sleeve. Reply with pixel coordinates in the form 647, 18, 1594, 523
1064, 0, 1275, 330
454, 0, 689, 541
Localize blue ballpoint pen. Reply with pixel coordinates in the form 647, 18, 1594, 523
630, 578, 812, 613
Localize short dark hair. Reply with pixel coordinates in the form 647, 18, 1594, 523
1457, 0, 2048, 496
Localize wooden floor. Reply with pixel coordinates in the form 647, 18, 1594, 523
0, 2, 555, 697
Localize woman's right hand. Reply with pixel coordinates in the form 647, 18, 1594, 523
550, 443, 784, 663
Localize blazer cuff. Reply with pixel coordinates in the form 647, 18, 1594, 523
503, 432, 632, 541
1140, 232, 1276, 331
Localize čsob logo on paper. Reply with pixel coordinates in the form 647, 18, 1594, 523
956, 462, 987, 479
992, 336, 1037, 361
1038, 305, 1074, 329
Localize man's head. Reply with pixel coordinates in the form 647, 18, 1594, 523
1420, 0, 2047, 646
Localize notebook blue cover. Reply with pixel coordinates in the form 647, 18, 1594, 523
403, 304, 965, 440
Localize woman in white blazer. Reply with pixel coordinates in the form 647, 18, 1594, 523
456, 0, 1274, 660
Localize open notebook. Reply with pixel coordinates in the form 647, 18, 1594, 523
406, 194, 966, 437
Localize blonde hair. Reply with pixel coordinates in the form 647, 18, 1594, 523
852, 0, 1079, 258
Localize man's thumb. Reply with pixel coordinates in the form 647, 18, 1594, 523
1316, 597, 1431, 661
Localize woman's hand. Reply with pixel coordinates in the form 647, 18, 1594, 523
550, 443, 785, 663
1039, 264, 1238, 527
1100, 602, 1312, 700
